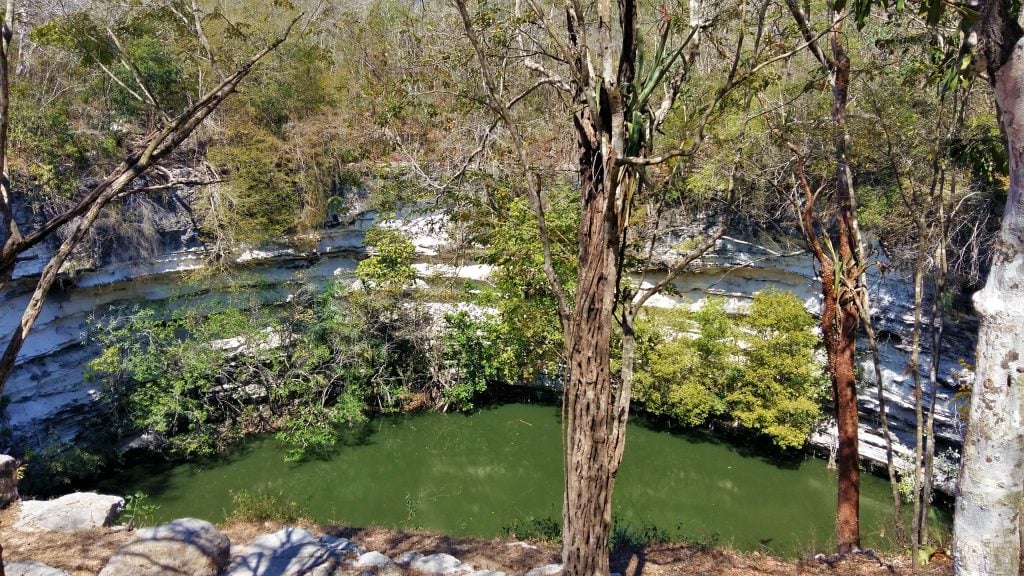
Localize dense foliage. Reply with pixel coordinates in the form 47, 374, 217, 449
634, 291, 827, 449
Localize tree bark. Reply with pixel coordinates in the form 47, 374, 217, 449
824, 259, 862, 554
827, 8, 862, 554
953, 5, 1024, 571
783, 1, 863, 552
0, 0, 17, 298
561, 112, 619, 575
790, 137, 861, 554
909, 237, 926, 568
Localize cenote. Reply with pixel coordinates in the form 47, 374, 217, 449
103, 402, 947, 556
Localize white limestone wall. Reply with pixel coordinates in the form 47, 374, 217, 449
0, 210, 973, 493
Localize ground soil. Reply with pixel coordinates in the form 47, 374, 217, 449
0, 503, 953, 576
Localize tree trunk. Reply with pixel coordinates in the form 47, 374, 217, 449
909, 239, 926, 569
821, 264, 862, 554
862, 319, 905, 542
952, 13, 1024, 572
827, 9, 862, 554
562, 104, 619, 576
791, 134, 862, 554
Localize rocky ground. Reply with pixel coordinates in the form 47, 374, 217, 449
0, 494, 953, 576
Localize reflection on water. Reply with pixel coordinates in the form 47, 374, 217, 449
104, 403, 946, 556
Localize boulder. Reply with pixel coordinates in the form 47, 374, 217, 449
524, 564, 563, 576
13, 492, 123, 533
98, 517, 230, 576
3, 561, 70, 576
466, 571, 506, 576
0, 455, 18, 508
319, 535, 362, 557
393, 551, 422, 566
408, 553, 471, 574
226, 527, 338, 576
353, 551, 391, 568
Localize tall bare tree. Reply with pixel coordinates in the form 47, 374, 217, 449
782, 0, 866, 552
454, 0, 805, 571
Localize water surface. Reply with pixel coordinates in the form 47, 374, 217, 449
105, 403, 940, 556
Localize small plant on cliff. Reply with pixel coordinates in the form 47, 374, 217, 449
122, 491, 160, 529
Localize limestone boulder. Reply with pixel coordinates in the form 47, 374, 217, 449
98, 517, 230, 576
352, 551, 391, 568
226, 527, 339, 576
524, 564, 563, 576
3, 561, 70, 576
13, 492, 123, 533
408, 553, 472, 575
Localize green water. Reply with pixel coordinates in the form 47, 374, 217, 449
105, 403, 942, 556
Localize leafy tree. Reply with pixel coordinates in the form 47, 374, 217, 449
730, 290, 826, 449
634, 291, 825, 449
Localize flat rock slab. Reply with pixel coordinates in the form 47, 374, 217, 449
98, 517, 230, 576
409, 553, 472, 574
465, 571, 506, 576
226, 527, 338, 576
524, 564, 563, 576
14, 492, 123, 533
4, 561, 70, 576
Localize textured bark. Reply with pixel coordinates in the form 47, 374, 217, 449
0, 4, 12, 575
561, 114, 619, 576
790, 133, 861, 554
909, 244, 926, 568
824, 262, 861, 554
783, 1, 862, 552
953, 6, 1024, 571
827, 9, 862, 554
0, 0, 16, 300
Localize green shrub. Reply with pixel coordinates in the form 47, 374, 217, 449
633, 290, 827, 449
503, 515, 562, 543
610, 521, 671, 552
122, 491, 160, 529
227, 489, 308, 523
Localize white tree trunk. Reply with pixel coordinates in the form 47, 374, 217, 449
952, 36, 1024, 576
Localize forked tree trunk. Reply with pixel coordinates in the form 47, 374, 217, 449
953, 5, 1024, 572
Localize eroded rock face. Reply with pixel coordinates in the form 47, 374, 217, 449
1, 205, 974, 489
14, 492, 123, 533
98, 518, 230, 576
